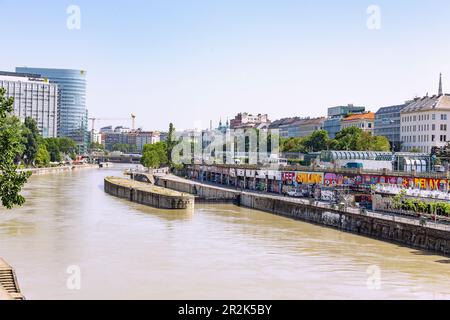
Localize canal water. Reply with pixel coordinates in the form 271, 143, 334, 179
0, 165, 449, 300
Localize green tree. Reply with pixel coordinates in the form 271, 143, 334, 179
58, 137, 77, 154
371, 135, 391, 152
303, 130, 330, 152
35, 144, 50, 167
0, 88, 31, 209
141, 142, 168, 170
112, 143, 129, 153
22, 117, 40, 166
333, 127, 363, 151
89, 142, 104, 151
44, 138, 62, 162
281, 137, 306, 153
166, 123, 176, 165
332, 127, 390, 152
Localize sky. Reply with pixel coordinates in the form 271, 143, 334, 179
1, 0, 450, 131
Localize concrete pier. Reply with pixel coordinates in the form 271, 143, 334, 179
104, 177, 194, 210
154, 175, 450, 256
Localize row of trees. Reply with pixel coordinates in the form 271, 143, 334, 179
140, 123, 177, 170
281, 127, 391, 153
1, 88, 80, 209
0, 88, 30, 208
21, 116, 78, 167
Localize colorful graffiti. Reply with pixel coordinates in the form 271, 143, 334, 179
324, 173, 450, 191
296, 172, 324, 185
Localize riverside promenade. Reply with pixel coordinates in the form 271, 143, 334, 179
19, 164, 99, 176
154, 174, 450, 256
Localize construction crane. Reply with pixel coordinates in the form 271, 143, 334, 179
89, 114, 137, 132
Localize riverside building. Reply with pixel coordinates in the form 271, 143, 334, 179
0, 71, 58, 138
400, 74, 449, 153
16, 67, 89, 153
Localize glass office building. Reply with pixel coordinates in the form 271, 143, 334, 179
374, 104, 408, 152
323, 104, 366, 138
0, 71, 58, 138
16, 67, 88, 153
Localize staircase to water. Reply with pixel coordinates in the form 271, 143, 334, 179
0, 259, 24, 300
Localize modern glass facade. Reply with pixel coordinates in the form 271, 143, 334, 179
323, 105, 366, 139
0, 72, 58, 138
16, 67, 88, 153
374, 104, 407, 152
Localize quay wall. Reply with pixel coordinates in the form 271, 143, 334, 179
21, 164, 98, 176
156, 177, 238, 203
156, 176, 450, 256
105, 177, 194, 210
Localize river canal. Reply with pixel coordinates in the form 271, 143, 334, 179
0, 165, 449, 300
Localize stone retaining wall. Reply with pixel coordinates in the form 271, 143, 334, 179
156, 176, 450, 256
105, 177, 194, 210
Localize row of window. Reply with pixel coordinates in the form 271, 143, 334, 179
402, 113, 448, 122
402, 123, 448, 132
402, 135, 447, 143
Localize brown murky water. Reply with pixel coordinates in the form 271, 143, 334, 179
0, 165, 449, 300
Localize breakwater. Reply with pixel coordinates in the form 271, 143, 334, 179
104, 177, 194, 210
154, 175, 450, 256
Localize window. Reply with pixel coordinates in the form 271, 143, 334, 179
432, 124, 436, 131
442, 114, 448, 121
432, 114, 436, 120
432, 135, 436, 142
441, 124, 448, 131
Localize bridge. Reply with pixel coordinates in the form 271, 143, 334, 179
89, 153, 142, 164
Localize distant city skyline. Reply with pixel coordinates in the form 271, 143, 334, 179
1, 0, 449, 131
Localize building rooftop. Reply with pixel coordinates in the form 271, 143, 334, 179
342, 112, 375, 121
401, 94, 450, 113
375, 104, 408, 115
291, 117, 325, 126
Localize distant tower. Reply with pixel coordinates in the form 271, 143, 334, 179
439, 73, 443, 96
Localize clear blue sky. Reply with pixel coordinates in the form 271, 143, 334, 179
1, 0, 450, 131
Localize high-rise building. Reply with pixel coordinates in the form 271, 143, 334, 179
323, 104, 366, 138
16, 67, 88, 153
0, 71, 58, 138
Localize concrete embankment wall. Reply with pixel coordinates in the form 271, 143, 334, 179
21, 164, 98, 176
105, 177, 194, 210
156, 177, 238, 203
240, 193, 450, 256
156, 176, 450, 256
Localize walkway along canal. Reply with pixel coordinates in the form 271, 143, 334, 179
153, 174, 450, 257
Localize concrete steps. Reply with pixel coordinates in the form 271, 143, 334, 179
0, 259, 24, 300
